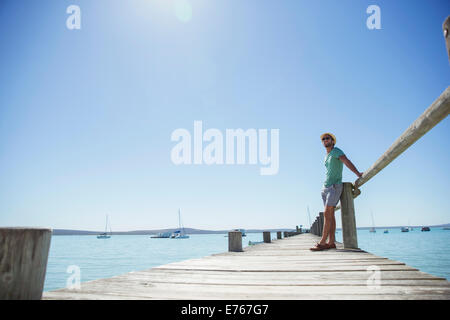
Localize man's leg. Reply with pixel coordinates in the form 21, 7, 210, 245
319, 205, 335, 245
328, 212, 336, 245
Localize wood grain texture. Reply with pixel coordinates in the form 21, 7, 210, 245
43, 233, 450, 300
0, 228, 52, 300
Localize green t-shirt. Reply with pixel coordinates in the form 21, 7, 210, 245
324, 147, 345, 187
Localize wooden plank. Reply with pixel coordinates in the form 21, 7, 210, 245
44, 281, 450, 300
136, 269, 448, 280
43, 233, 450, 300
90, 270, 450, 287
153, 266, 413, 272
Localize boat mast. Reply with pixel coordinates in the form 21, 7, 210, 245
371, 210, 375, 229
178, 208, 182, 234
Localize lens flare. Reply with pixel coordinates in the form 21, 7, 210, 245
174, 0, 192, 23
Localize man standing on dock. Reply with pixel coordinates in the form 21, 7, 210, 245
310, 133, 363, 251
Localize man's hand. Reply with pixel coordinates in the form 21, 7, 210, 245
339, 155, 363, 178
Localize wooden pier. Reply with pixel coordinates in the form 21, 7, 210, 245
43, 233, 450, 300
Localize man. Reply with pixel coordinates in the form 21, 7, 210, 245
310, 133, 363, 251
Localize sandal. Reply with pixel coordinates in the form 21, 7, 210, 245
310, 243, 328, 251
325, 243, 336, 249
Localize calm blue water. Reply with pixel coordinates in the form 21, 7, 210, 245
44, 229, 450, 292
336, 227, 450, 281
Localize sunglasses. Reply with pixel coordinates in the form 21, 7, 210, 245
322, 137, 332, 141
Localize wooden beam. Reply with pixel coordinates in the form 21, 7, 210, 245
354, 87, 450, 189
0, 228, 52, 300
263, 231, 271, 243
340, 183, 358, 249
443, 16, 450, 63
228, 231, 243, 252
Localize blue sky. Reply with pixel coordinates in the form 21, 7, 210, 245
0, 0, 449, 231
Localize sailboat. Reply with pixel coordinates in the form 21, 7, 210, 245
171, 208, 189, 239
97, 215, 112, 239
369, 210, 376, 233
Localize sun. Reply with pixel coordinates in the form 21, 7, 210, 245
173, 0, 192, 23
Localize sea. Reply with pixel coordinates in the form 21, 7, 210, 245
43, 227, 450, 292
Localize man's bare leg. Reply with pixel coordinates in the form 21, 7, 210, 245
319, 206, 335, 245
328, 212, 336, 245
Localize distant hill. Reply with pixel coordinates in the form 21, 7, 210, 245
342, 223, 450, 231
52, 227, 297, 236
52, 223, 449, 235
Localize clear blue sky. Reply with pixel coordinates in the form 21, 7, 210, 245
0, 0, 449, 231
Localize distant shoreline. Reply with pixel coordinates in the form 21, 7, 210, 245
51, 223, 450, 235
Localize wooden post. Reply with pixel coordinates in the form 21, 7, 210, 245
263, 231, 271, 243
0, 227, 52, 300
340, 183, 358, 249
319, 212, 324, 237
443, 16, 450, 63
277, 231, 282, 239
228, 231, 243, 252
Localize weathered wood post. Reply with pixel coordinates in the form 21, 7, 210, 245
228, 231, 243, 252
340, 183, 358, 249
277, 231, 282, 239
318, 212, 324, 237
263, 231, 271, 243
0, 227, 52, 300
443, 16, 450, 62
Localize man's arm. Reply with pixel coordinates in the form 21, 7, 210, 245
339, 155, 363, 178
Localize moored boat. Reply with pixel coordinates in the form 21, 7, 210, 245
170, 208, 189, 239
150, 232, 172, 238
97, 215, 112, 239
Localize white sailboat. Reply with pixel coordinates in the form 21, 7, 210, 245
171, 208, 189, 239
369, 210, 376, 233
97, 215, 112, 239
